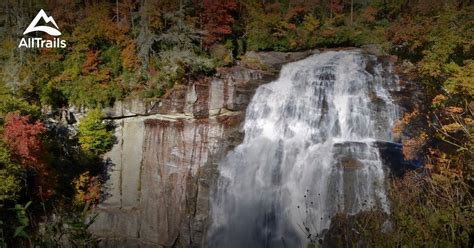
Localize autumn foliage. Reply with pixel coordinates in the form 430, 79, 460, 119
3, 114, 46, 168
73, 171, 101, 205
330, 0, 344, 15
0, 0, 471, 245
2, 113, 53, 198
202, 0, 237, 47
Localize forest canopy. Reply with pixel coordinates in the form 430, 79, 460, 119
0, 0, 469, 109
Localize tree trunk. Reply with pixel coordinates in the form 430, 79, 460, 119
350, 0, 353, 26
330, 0, 333, 18
116, 0, 120, 23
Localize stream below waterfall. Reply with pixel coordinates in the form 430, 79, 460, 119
207, 50, 400, 248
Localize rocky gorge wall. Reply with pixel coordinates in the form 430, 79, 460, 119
88, 51, 315, 247
85, 48, 422, 247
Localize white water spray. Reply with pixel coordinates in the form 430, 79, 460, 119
208, 50, 399, 247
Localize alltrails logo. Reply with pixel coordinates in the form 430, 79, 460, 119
19, 9, 67, 48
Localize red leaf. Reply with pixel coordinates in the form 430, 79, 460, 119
202, 0, 238, 47
3, 113, 53, 198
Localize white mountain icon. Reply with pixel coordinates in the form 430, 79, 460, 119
23, 9, 61, 36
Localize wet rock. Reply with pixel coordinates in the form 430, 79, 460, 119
90, 113, 242, 247
242, 50, 319, 71
361, 44, 384, 56
373, 141, 422, 176
333, 141, 421, 176
89, 59, 279, 247
337, 157, 364, 170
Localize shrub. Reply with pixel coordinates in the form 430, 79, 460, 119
210, 43, 234, 66
0, 141, 23, 202
73, 171, 101, 206
77, 109, 114, 156
3, 114, 53, 198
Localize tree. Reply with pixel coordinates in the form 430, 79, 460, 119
350, 0, 354, 26
3, 114, 46, 169
444, 60, 474, 96
77, 109, 114, 156
202, 0, 238, 47
0, 140, 23, 202
330, 0, 344, 18
3, 113, 53, 198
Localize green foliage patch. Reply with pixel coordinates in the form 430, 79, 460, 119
77, 109, 114, 156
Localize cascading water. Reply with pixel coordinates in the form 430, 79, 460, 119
207, 50, 400, 247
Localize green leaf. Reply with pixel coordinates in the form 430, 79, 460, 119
13, 226, 27, 239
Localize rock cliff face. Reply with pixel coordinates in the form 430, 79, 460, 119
89, 51, 313, 247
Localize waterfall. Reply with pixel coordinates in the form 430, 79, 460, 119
207, 50, 399, 247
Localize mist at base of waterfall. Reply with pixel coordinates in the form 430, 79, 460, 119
207, 50, 400, 248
